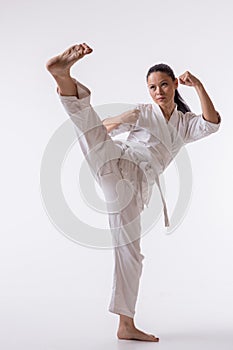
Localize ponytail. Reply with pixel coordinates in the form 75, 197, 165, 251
174, 90, 191, 113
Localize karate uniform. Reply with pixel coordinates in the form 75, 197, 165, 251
58, 79, 221, 318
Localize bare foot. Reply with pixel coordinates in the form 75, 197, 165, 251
46, 43, 93, 77
117, 325, 159, 342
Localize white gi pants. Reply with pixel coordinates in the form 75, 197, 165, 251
59, 80, 145, 318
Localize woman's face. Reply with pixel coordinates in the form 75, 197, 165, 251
147, 71, 178, 108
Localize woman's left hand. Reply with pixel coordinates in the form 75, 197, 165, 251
179, 71, 201, 88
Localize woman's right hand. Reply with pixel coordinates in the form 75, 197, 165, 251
118, 108, 140, 124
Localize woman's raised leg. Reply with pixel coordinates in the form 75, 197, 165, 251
46, 43, 123, 184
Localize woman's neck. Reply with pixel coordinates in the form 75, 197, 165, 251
159, 102, 176, 121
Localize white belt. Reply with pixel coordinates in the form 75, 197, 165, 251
116, 141, 170, 227
139, 162, 170, 228
154, 175, 170, 227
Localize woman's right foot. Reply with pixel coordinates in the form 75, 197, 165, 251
117, 324, 159, 342
46, 43, 93, 77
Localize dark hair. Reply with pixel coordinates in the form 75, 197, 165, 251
146, 63, 191, 113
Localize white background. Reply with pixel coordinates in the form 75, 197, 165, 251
1, 0, 233, 349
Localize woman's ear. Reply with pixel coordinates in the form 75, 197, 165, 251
174, 78, 178, 89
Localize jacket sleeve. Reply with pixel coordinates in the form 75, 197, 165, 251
183, 111, 221, 144
58, 79, 91, 114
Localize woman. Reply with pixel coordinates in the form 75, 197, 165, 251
46, 43, 221, 342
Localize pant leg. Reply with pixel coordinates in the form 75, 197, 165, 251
108, 194, 145, 318
58, 79, 122, 184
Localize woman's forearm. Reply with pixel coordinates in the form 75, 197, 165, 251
102, 108, 140, 133
179, 71, 220, 124
102, 115, 121, 133
103, 121, 121, 133
194, 83, 220, 124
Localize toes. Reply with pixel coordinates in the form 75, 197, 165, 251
65, 43, 93, 57
150, 334, 159, 341
82, 42, 93, 54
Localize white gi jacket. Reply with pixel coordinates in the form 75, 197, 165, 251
109, 103, 221, 227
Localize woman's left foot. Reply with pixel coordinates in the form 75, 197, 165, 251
46, 43, 93, 77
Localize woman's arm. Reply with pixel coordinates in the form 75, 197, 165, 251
179, 71, 220, 124
102, 116, 121, 133
102, 108, 140, 133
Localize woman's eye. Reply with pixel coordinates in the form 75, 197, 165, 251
161, 83, 168, 87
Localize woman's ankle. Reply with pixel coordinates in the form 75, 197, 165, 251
119, 314, 135, 327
